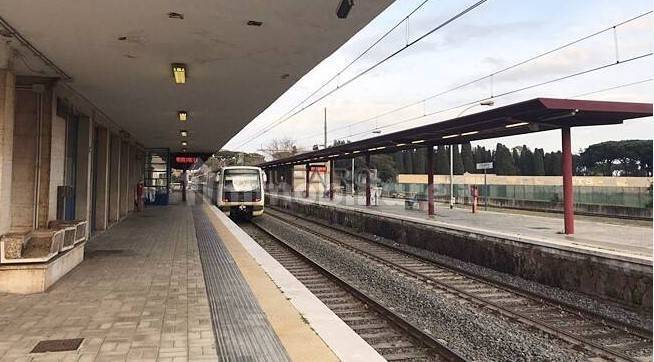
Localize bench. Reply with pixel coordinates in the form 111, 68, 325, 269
0, 228, 65, 263
405, 198, 420, 210
0, 220, 87, 264
48, 220, 88, 248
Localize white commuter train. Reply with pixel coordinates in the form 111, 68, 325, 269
213, 166, 266, 218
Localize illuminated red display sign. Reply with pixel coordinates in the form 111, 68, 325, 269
175, 156, 197, 164
310, 165, 327, 172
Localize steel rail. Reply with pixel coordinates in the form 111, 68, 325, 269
265, 209, 650, 362
269, 206, 653, 337
248, 219, 467, 362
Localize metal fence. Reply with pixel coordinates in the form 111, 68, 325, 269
382, 183, 651, 209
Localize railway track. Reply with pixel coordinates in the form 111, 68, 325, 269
240, 222, 466, 361
263, 208, 653, 362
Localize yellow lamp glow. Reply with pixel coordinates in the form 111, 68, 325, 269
172, 63, 186, 84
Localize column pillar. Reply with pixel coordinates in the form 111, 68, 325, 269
119, 141, 129, 217
108, 134, 121, 224
94, 127, 110, 230
75, 115, 92, 229
365, 153, 371, 206
305, 163, 310, 198
329, 159, 334, 200
289, 165, 294, 196
561, 127, 574, 235
427, 145, 435, 216
0, 65, 15, 235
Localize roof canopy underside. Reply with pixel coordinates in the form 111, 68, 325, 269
0, 0, 392, 152
260, 98, 653, 168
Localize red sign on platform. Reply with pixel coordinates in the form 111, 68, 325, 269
175, 156, 197, 164
310, 165, 327, 172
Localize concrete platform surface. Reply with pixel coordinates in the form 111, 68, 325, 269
0, 192, 384, 362
0, 200, 217, 361
272, 192, 653, 261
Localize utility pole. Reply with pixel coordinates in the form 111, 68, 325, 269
324, 108, 327, 149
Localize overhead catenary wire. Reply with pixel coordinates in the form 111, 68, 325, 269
256, 0, 432, 131
235, 0, 490, 149
334, 52, 652, 142
569, 78, 653, 98
300, 10, 653, 144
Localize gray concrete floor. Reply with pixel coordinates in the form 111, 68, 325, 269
279, 192, 653, 258
0, 199, 216, 361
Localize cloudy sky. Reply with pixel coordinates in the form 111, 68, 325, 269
224, 0, 652, 155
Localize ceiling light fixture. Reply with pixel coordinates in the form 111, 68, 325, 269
411, 139, 425, 144
172, 63, 186, 84
461, 131, 479, 136
181, 141, 188, 146
180, 130, 188, 137
181, 148, 187, 152
178, 111, 188, 121
442, 134, 459, 139
505, 122, 529, 128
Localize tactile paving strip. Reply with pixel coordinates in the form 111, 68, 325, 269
192, 207, 290, 361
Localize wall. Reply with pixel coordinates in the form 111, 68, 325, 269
398, 174, 653, 187
11, 87, 40, 230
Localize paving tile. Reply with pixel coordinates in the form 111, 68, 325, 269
0, 195, 216, 361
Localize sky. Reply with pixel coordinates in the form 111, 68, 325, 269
223, 0, 653, 156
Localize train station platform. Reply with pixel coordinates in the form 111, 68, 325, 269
272, 192, 653, 261
0, 193, 382, 361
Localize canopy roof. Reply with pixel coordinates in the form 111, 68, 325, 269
259, 98, 652, 168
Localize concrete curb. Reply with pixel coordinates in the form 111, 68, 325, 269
270, 194, 651, 267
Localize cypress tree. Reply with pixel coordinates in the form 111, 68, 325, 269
435, 146, 449, 174
495, 143, 517, 175
512, 148, 522, 175
452, 145, 464, 175
461, 143, 475, 173
520, 145, 534, 175
533, 148, 545, 176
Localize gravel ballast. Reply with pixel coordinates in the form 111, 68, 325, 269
253, 215, 588, 361
273, 207, 652, 331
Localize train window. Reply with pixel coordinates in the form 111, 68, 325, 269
223, 169, 261, 192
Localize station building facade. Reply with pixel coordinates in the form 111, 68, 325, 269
0, 66, 144, 293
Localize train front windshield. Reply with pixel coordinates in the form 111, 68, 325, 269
223, 169, 261, 201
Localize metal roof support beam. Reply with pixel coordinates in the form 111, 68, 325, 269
329, 159, 334, 201
427, 145, 435, 216
305, 163, 310, 198
561, 127, 574, 235
365, 153, 371, 207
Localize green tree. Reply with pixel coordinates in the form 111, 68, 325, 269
519, 145, 535, 175
371, 154, 398, 182
533, 148, 545, 176
512, 148, 522, 175
579, 140, 653, 176
435, 146, 449, 174
452, 145, 464, 174
494, 143, 517, 175
544, 151, 562, 176
461, 143, 475, 173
